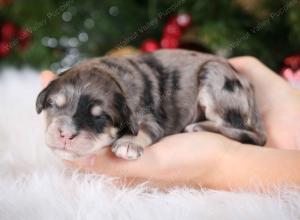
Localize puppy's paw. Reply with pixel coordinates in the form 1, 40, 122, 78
112, 138, 144, 160
184, 123, 205, 133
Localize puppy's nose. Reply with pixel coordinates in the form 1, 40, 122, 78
59, 128, 77, 140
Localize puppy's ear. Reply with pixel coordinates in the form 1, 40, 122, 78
36, 80, 56, 114
113, 93, 139, 135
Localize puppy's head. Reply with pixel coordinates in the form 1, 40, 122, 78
36, 65, 138, 160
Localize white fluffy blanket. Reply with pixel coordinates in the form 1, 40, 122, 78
0, 68, 300, 220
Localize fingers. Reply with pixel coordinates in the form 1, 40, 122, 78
64, 132, 233, 184
64, 147, 147, 178
229, 56, 296, 114
229, 56, 289, 91
41, 70, 57, 88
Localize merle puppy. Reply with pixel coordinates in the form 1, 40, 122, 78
36, 49, 266, 160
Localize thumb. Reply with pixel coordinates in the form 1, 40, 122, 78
228, 56, 289, 92
41, 70, 57, 88
229, 56, 296, 114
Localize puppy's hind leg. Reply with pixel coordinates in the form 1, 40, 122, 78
185, 121, 266, 145
188, 60, 266, 146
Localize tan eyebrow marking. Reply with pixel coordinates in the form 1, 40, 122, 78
55, 94, 67, 107
91, 105, 102, 116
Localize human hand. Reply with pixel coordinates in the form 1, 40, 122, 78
229, 57, 300, 149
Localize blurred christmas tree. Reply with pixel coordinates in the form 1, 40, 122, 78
0, 0, 299, 71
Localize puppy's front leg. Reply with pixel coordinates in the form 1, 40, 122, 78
112, 123, 163, 160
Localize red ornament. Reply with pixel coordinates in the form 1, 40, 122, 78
140, 13, 192, 52
1, 22, 17, 41
141, 39, 160, 52
19, 38, 30, 50
175, 13, 192, 29
160, 35, 179, 49
17, 28, 31, 50
284, 55, 300, 71
163, 22, 181, 38
280, 54, 300, 89
281, 67, 300, 90
0, 41, 10, 57
282, 68, 300, 81
18, 28, 31, 41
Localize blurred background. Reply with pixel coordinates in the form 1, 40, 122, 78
0, 0, 299, 84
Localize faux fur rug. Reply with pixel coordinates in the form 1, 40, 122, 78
0, 68, 300, 220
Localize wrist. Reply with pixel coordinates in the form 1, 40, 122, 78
201, 140, 242, 190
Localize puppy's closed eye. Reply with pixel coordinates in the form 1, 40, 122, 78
94, 113, 110, 123
46, 97, 55, 107
46, 94, 67, 109
93, 112, 112, 133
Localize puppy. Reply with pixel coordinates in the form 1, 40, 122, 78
36, 49, 266, 160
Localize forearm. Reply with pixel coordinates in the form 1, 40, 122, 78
67, 133, 226, 188
66, 133, 300, 191
207, 144, 300, 191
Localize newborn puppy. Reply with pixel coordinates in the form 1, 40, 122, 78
36, 49, 266, 160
